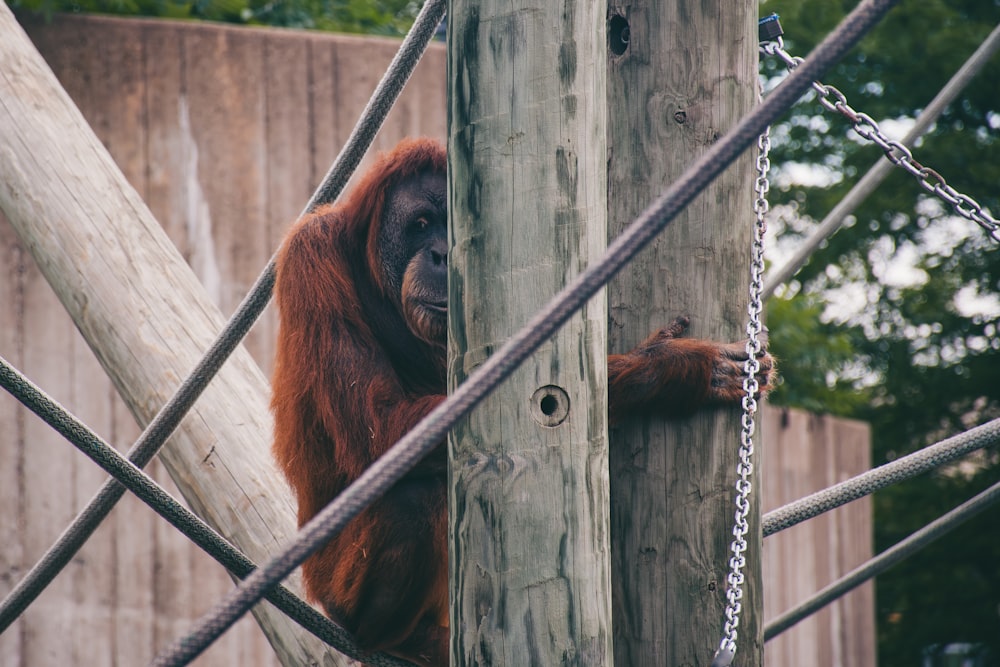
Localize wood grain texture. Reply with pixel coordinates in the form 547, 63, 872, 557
605, 1, 761, 664
761, 408, 876, 667
0, 217, 26, 665
447, 1, 613, 664
43, 24, 148, 663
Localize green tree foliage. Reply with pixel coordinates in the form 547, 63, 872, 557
11, 0, 421, 34
766, 293, 872, 415
762, 0, 1000, 662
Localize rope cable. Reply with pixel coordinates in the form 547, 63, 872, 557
763, 416, 1000, 537
765, 477, 1000, 640
150, 2, 900, 664
0, 356, 413, 667
0, 0, 445, 634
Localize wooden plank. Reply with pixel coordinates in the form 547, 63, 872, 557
380, 41, 447, 147
3, 19, 87, 664
0, 214, 26, 667
106, 19, 162, 664
47, 17, 143, 666
833, 417, 875, 666
139, 18, 192, 258
17, 223, 77, 667
814, 417, 838, 663
606, 2, 760, 664
188, 554, 279, 667
112, 439, 157, 664
323, 33, 446, 193
760, 408, 875, 667
298, 33, 447, 207
766, 409, 826, 666
0, 16, 98, 641
259, 30, 313, 377
21, 16, 212, 665
448, 1, 612, 664
151, 475, 198, 658
180, 23, 270, 363
302, 33, 341, 199
331, 33, 393, 158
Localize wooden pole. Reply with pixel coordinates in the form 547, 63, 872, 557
606, 2, 762, 665
447, 1, 612, 664
0, 7, 345, 665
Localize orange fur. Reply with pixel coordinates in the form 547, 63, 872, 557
271, 140, 772, 667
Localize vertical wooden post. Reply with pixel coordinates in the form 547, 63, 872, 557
447, 1, 612, 664
606, 2, 762, 665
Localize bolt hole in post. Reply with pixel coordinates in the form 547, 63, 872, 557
609, 14, 630, 57
530, 385, 570, 427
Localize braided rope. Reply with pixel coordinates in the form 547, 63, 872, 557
763, 416, 1000, 537
0, 356, 412, 666
150, 2, 900, 664
766, 477, 1000, 639
0, 0, 445, 638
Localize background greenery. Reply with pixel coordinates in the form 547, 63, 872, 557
11, 0, 1000, 663
762, 1, 1000, 664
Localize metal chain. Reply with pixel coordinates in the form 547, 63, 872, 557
762, 37, 1000, 243
711, 19, 995, 662
713, 127, 770, 667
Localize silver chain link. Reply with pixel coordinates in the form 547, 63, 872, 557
713, 25, 997, 665
712, 126, 770, 667
763, 37, 1000, 243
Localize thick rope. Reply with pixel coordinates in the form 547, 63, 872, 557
0, 0, 445, 636
765, 477, 1000, 639
0, 356, 413, 667
763, 416, 1000, 537
151, 2, 901, 664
